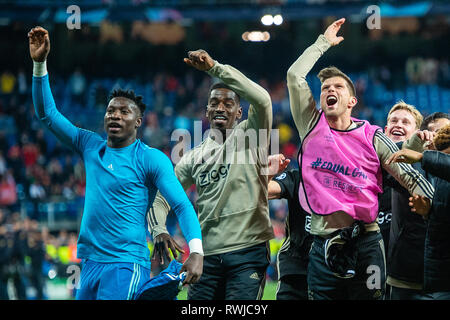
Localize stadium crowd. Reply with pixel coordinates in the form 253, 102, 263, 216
0, 209, 81, 299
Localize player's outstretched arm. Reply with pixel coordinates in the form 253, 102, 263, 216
148, 193, 185, 265
268, 181, 282, 200
377, 131, 434, 205
183, 49, 215, 71
286, 18, 345, 139
323, 18, 345, 46
149, 157, 198, 265
267, 154, 289, 199
184, 49, 272, 131
29, 26, 81, 149
150, 193, 203, 284
267, 154, 291, 181
386, 148, 423, 165
402, 130, 436, 152
149, 150, 203, 284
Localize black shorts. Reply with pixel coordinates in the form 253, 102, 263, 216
276, 274, 308, 300
187, 242, 270, 300
307, 231, 386, 300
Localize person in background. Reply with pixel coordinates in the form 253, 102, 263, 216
387, 110, 449, 300
387, 124, 450, 298
267, 154, 314, 300
383, 101, 424, 299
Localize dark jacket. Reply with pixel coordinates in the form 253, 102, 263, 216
421, 150, 450, 181
387, 141, 431, 284
387, 161, 428, 283
273, 169, 313, 277
421, 150, 450, 292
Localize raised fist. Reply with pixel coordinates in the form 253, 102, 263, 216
28, 26, 50, 62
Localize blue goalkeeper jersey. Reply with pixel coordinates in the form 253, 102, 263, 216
32, 74, 202, 269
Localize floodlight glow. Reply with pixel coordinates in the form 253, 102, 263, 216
242, 31, 270, 42
273, 14, 283, 25
261, 14, 274, 26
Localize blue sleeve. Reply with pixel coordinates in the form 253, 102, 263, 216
147, 149, 202, 242
32, 74, 84, 152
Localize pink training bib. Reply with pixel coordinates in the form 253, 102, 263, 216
298, 111, 383, 223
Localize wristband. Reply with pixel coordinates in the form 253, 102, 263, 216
33, 60, 48, 77
188, 238, 204, 256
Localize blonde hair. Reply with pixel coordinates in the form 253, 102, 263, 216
434, 123, 450, 151
386, 100, 423, 129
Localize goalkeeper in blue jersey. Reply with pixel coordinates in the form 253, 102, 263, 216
28, 26, 203, 300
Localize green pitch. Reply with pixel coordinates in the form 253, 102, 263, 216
177, 280, 278, 300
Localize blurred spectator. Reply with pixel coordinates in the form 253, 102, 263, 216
6, 145, 25, 185
17, 68, 27, 95
7, 213, 27, 299
68, 232, 80, 264
280, 141, 298, 161
0, 210, 53, 300
57, 230, 69, 248
35, 129, 47, 158
47, 159, 65, 196
379, 66, 392, 87
25, 218, 45, 300
0, 70, 16, 94
29, 177, 46, 220
69, 68, 87, 106
0, 208, 10, 299
21, 135, 40, 168
0, 170, 18, 210
0, 131, 8, 155
406, 57, 423, 84
62, 155, 74, 178
94, 83, 108, 110
277, 123, 293, 145
142, 112, 169, 149
438, 58, 449, 85
406, 57, 440, 85
0, 151, 6, 176
13, 104, 30, 138
73, 159, 86, 197
174, 84, 190, 112
62, 180, 76, 200
422, 58, 439, 84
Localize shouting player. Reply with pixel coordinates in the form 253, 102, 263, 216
287, 18, 434, 300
